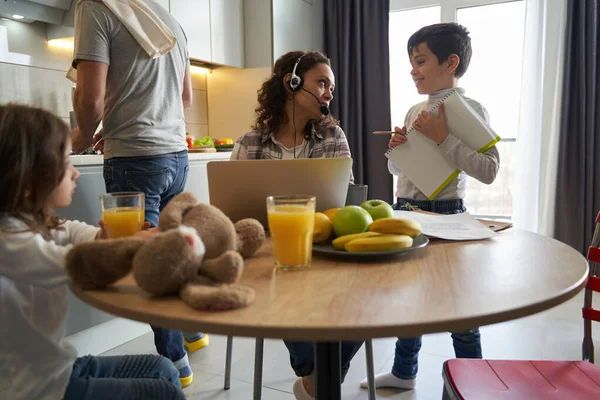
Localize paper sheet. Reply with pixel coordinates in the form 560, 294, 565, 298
393, 211, 497, 241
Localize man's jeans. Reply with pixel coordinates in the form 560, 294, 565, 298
103, 150, 189, 364
63, 355, 185, 400
284, 341, 364, 379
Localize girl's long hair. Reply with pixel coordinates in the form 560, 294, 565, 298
253, 50, 339, 136
0, 104, 69, 237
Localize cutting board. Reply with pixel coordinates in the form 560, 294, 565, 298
188, 148, 217, 153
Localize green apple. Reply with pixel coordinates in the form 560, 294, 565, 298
360, 199, 394, 221
332, 205, 373, 237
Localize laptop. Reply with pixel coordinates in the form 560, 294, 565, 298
207, 158, 353, 227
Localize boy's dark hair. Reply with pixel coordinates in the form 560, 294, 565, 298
407, 23, 472, 78
253, 50, 338, 135
0, 104, 69, 237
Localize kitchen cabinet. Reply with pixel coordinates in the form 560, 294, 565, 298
210, 0, 244, 68
244, 0, 324, 68
272, 0, 312, 62
169, 0, 243, 68
170, 0, 212, 62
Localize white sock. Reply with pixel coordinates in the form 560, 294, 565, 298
293, 378, 315, 400
360, 372, 416, 390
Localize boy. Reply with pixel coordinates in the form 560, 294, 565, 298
361, 23, 500, 390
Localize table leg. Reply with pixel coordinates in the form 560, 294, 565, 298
314, 341, 342, 400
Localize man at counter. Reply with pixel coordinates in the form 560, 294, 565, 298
69, 0, 206, 388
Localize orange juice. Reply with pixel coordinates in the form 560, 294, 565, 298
267, 204, 315, 269
102, 207, 144, 238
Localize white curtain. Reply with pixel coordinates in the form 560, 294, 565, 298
512, 0, 567, 236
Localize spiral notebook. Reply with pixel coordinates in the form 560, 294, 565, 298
385, 90, 501, 200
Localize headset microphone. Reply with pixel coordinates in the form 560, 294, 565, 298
301, 87, 330, 116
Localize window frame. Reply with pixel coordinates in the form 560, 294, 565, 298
390, 0, 523, 22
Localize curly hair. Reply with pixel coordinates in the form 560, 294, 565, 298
0, 104, 69, 238
253, 50, 339, 136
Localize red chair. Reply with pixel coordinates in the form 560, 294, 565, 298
441, 212, 600, 400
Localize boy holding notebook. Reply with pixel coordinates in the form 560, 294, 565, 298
361, 23, 500, 390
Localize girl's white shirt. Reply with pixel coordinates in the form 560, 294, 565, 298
0, 216, 100, 400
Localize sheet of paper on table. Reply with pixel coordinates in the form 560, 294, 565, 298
393, 210, 497, 241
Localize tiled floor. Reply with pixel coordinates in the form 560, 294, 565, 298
103, 291, 600, 399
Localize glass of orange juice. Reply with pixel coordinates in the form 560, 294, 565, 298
266, 195, 316, 270
100, 192, 145, 239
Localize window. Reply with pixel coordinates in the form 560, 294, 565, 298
389, 0, 526, 220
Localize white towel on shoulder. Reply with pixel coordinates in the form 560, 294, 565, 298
67, 0, 176, 82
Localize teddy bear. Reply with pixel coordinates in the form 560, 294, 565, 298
66, 192, 266, 311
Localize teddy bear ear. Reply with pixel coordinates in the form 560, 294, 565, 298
158, 192, 198, 231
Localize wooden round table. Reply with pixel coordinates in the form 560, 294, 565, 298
72, 229, 589, 399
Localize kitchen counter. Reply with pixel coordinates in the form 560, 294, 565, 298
70, 151, 232, 166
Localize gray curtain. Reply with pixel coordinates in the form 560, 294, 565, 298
554, 0, 600, 254
324, 0, 393, 202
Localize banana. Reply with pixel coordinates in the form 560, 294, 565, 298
368, 217, 422, 237
344, 234, 413, 252
332, 231, 381, 250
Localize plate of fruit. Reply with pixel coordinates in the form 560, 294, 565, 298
311, 200, 429, 260
214, 138, 235, 152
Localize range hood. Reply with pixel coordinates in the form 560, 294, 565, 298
0, 0, 75, 26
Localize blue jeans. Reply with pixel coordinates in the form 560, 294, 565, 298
284, 341, 364, 379
63, 354, 185, 400
103, 150, 190, 364
391, 198, 482, 379
392, 329, 482, 380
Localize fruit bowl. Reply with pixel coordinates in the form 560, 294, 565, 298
312, 234, 429, 261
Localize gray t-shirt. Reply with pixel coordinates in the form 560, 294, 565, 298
74, 0, 189, 158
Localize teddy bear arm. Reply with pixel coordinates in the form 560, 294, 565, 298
199, 251, 244, 284
66, 237, 147, 289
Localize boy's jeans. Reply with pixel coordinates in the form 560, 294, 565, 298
103, 150, 190, 365
284, 341, 364, 379
63, 355, 185, 400
392, 329, 481, 380
392, 197, 482, 380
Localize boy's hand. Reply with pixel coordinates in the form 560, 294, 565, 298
413, 103, 449, 145
389, 126, 408, 148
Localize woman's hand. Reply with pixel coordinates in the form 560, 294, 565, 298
389, 126, 408, 148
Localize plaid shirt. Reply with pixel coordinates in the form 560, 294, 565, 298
231, 124, 355, 182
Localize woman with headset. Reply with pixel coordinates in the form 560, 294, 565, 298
231, 50, 362, 399
230, 50, 353, 172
